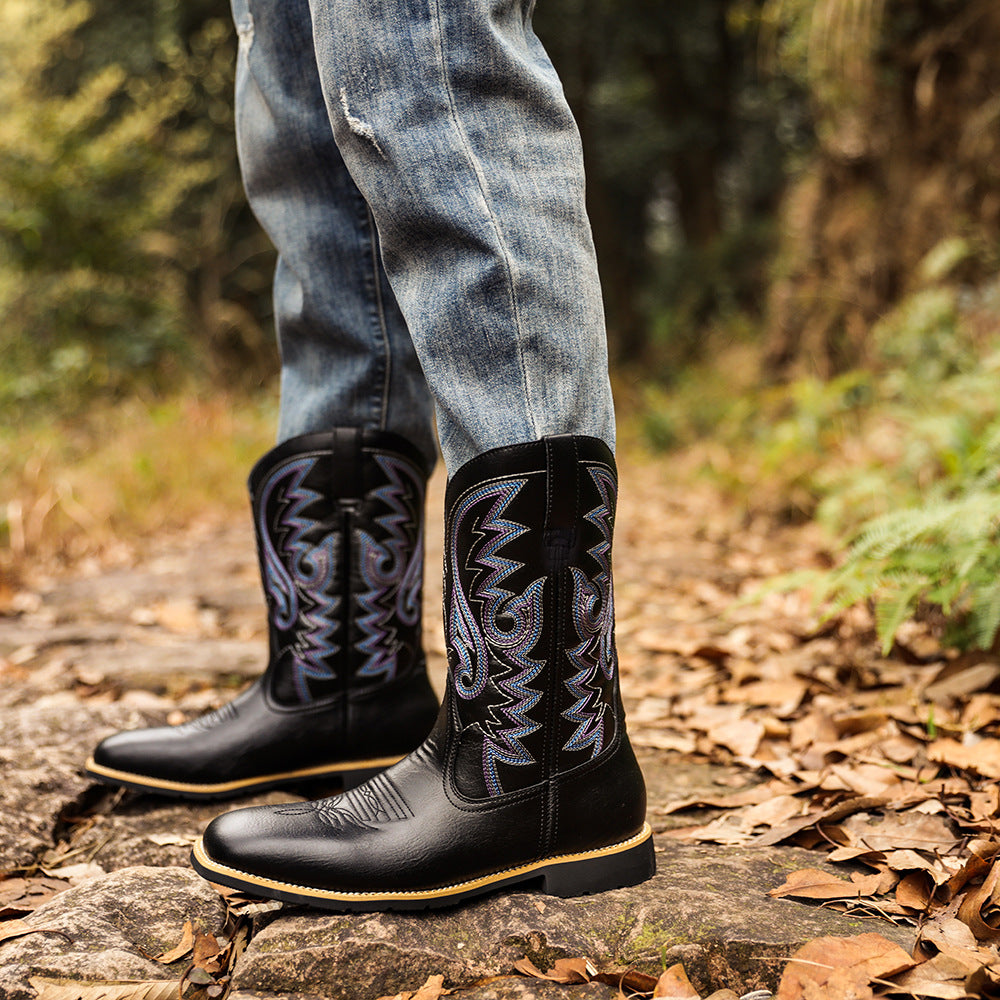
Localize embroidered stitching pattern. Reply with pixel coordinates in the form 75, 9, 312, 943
177, 700, 239, 734
355, 454, 424, 681
563, 466, 617, 755
258, 456, 340, 703
448, 479, 545, 795
276, 773, 412, 832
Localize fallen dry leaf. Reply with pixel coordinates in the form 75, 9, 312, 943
29, 980, 181, 1000
594, 967, 660, 994
39, 863, 106, 886
957, 858, 1000, 942
929, 738, 1000, 780
411, 975, 451, 1000
920, 917, 980, 952
924, 656, 1000, 701
0, 876, 71, 918
153, 920, 193, 964
840, 808, 957, 853
895, 870, 934, 911
145, 833, 197, 848
0, 920, 71, 946
653, 962, 700, 998
513, 956, 592, 984
192, 929, 221, 968
775, 933, 913, 1000
768, 868, 881, 901
889, 953, 978, 1000
373, 975, 452, 1000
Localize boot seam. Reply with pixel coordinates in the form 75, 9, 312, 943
443, 697, 546, 812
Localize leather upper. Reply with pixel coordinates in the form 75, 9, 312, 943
198, 435, 647, 888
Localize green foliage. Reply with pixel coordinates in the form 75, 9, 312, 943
639, 268, 1000, 652
817, 473, 1000, 654
0, 0, 273, 420
802, 280, 1000, 652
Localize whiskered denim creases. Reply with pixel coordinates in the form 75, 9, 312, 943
230, 0, 615, 473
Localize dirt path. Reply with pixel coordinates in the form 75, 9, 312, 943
0, 450, 931, 999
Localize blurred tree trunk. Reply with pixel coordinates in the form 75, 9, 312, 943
764, 0, 1000, 378
640, 0, 732, 250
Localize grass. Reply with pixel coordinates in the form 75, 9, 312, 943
1, 390, 277, 586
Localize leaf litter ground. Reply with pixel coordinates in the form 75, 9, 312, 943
3, 449, 1000, 998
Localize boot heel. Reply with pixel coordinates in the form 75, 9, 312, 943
540, 831, 656, 898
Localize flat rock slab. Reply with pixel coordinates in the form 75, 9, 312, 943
0, 697, 168, 868
230, 982, 619, 1000
0, 866, 226, 1000
232, 842, 914, 999
0, 689, 311, 871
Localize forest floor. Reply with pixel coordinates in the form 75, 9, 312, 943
1, 445, 999, 1000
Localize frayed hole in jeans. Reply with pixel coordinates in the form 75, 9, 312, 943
235, 14, 254, 49
339, 87, 384, 158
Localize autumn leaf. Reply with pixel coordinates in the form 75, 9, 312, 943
928, 738, 1000, 780
513, 956, 593, 984
895, 870, 934, 911
768, 867, 881, 901
0, 920, 70, 946
653, 962, 700, 998
153, 920, 193, 964
0, 875, 70, 918
776, 933, 914, 1000
889, 953, 979, 1000
957, 858, 1000, 941
29, 980, 181, 1000
373, 974, 451, 1000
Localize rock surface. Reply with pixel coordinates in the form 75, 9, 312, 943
231, 844, 912, 999
0, 698, 165, 868
229, 983, 620, 1000
0, 867, 227, 1000
0, 467, 918, 999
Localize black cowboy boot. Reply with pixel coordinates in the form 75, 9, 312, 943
85, 428, 439, 799
191, 435, 654, 906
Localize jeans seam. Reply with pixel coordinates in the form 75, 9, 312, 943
430, 0, 539, 442
365, 204, 392, 431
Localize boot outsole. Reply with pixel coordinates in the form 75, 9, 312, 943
83, 756, 402, 801
189, 822, 656, 911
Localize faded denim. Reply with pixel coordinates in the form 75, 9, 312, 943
231, 0, 615, 473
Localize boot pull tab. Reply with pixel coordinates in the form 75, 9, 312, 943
543, 435, 579, 571
326, 426, 363, 499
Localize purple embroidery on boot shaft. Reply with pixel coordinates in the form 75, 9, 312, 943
448, 479, 545, 795
563, 466, 617, 756
258, 456, 340, 702
355, 454, 425, 681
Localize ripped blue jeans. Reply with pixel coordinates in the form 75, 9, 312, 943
230, 0, 615, 474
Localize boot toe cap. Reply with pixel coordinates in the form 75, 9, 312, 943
199, 803, 344, 889
90, 725, 172, 775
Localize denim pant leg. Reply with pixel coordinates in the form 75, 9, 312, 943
230, 0, 437, 467
306, 0, 616, 473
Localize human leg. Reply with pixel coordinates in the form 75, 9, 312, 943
230, 0, 435, 459
305, 0, 616, 472
192, 0, 652, 903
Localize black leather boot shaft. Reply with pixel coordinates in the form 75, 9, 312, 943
251, 427, 426, 706
192, 436, 653, 904
86, 429, 439, 799
446, 435, 623, 801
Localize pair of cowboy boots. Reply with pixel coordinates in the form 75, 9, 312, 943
86, 430, 653, 910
